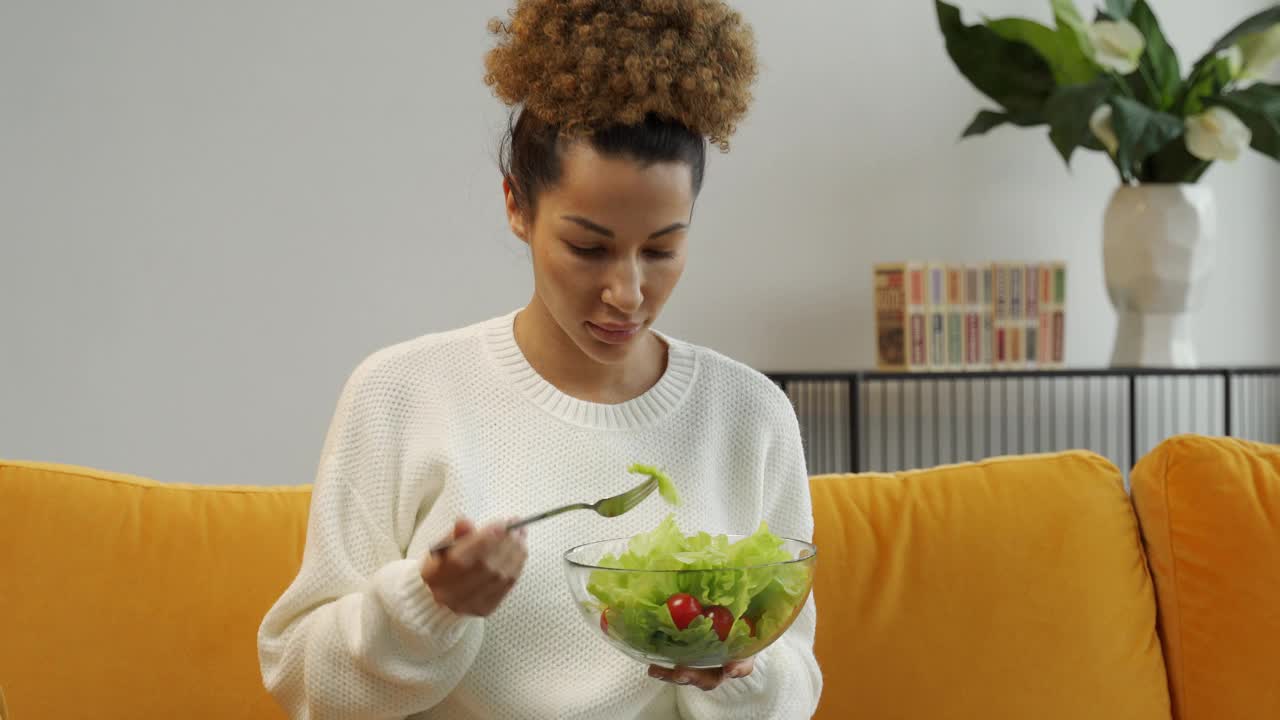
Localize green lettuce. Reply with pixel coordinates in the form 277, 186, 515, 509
586, 513, 812, 664
628, 463, 681, 506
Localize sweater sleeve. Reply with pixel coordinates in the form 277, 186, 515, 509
257, 357, 484, 719
677, 387, 824, 720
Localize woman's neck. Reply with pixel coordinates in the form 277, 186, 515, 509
513, 298, 668, 405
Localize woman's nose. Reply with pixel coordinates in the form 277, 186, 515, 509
602, 261, 643, 312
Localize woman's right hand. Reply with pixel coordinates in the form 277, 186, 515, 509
420, 518, 528, 617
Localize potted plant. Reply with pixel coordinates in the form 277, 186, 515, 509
936, 0, 1280, 367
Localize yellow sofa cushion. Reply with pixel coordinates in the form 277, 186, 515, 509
808, 451, 1171, 720
0, 460, 311, 720
1131, 435, 1280, 720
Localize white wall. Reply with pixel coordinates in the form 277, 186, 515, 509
2, 0, 1276, 485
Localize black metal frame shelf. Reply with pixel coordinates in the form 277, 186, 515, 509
766, 367, 1280, 476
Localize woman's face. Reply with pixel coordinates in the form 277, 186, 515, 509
505, 142, 695, 366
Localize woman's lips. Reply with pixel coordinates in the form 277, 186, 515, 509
586, 321, 642, 344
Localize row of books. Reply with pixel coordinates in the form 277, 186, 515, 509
873, 261, 1067, 371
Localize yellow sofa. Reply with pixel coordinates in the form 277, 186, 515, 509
1, 435, 1276, 719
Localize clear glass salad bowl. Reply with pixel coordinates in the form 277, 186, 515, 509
564, 532, 817, 669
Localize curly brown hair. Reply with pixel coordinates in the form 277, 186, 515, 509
483, 0, 758, 151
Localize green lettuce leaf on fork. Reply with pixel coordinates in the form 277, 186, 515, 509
628, 463, 681, 507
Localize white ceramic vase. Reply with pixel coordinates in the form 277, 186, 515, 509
1102, 184, 1216, 368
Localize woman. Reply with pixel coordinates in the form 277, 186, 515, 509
257, 1, 822, 718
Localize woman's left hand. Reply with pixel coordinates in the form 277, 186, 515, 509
647, 658, 754, 692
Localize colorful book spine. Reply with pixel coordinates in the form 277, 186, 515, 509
963, 265, 983, 369
1009, 264, 1025, 369
980, 265, 994, 369
1024, 263, 1040, 368
907, 263, 929, 371
1051, 261, 1067, 368
945, 265, 965, 370
1038, 264, 1053, 365
873, 263, 907, 371
927, 263, 947, 370
993, 263, 1009, 369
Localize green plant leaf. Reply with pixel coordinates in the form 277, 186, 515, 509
1050, 0, 1095, 61
1109, 95, 1185, 180
1043, 78, 1117, 163
1238, 24, 1280, 79
962, 110, 1011, 137
1180, 8, 1280, 113
1129, 0, 1182, 109
961, 109, 1044, 138
1177, 52, 1236, 115
1103, 0, 1136, 20
1143, 138, 1210, 183
1209, 6, 1280, 54
987, 17, 1099, 85
936, 1, 1056, 119
1051, 0, 1087, 34
1208, 83, 1280, 160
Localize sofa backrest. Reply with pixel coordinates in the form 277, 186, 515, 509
3, 449, 1195, 720
0, 461, 310, 719
1131, 435, 1280, 720
808, 450, 1172, 720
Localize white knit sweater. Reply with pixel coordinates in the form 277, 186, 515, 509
257, 309, 823, 719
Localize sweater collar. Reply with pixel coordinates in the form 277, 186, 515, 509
483, 309, 697, 430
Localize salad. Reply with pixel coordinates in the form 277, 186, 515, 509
583, 467, 813, 663
629, 463, 681, 507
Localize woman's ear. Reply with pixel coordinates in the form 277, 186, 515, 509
503, 177, 529, 244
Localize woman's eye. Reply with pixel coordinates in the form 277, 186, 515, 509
568, 244, 606, 258
565, 241, 675, 260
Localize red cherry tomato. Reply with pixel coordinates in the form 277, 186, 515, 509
666, 593, 703, 630
742, 616, 758, 637
702, 605, 735, 641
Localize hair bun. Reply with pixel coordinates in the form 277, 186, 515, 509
483, 0, 758, 151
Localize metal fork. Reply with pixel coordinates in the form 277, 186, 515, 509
429, 475, 659, 554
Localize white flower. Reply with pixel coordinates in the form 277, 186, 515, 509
1087, 20, 1146, 75
1090, 104, 1120, 156
1184, 107, 1253, 162
1216, 46, 1244, 78
1238, 25, 1280, 80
